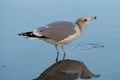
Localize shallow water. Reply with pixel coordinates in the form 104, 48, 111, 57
0, 0, 120, 80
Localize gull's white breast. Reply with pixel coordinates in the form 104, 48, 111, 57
58, 25, 81, 45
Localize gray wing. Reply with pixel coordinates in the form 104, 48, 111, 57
33, 21, 76, 41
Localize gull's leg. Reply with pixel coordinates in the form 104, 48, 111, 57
55, 45, 59, 62
61, 45, 66, 60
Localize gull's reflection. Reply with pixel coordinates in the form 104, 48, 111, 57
34, 59, 100, 80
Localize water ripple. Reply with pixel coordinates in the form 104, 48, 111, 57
66, 42, 104, 52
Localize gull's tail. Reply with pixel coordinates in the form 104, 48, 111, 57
18, 31, 35, 37
18, 32, 47, 40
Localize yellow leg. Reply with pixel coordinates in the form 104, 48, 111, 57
61, 45, 66, 60
55, 45, 59, 62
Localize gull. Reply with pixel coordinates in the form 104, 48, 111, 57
18, 16, 97, 62
34, 59, 100, 80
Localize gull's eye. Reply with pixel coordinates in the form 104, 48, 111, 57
84, 19, 87, 21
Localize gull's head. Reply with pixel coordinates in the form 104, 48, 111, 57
75, 16, 97, 27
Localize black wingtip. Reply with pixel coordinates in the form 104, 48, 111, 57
18, 32, 32, 36
18, 33, 22, 36
18, 33, 26, 36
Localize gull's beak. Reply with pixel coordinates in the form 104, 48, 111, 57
89, 16, 97, 21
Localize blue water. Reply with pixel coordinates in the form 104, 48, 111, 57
0, 0, 120, 80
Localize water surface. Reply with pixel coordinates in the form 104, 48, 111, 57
0, 0, 120, 80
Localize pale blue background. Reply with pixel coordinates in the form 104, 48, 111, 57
0, 0, 120, 80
